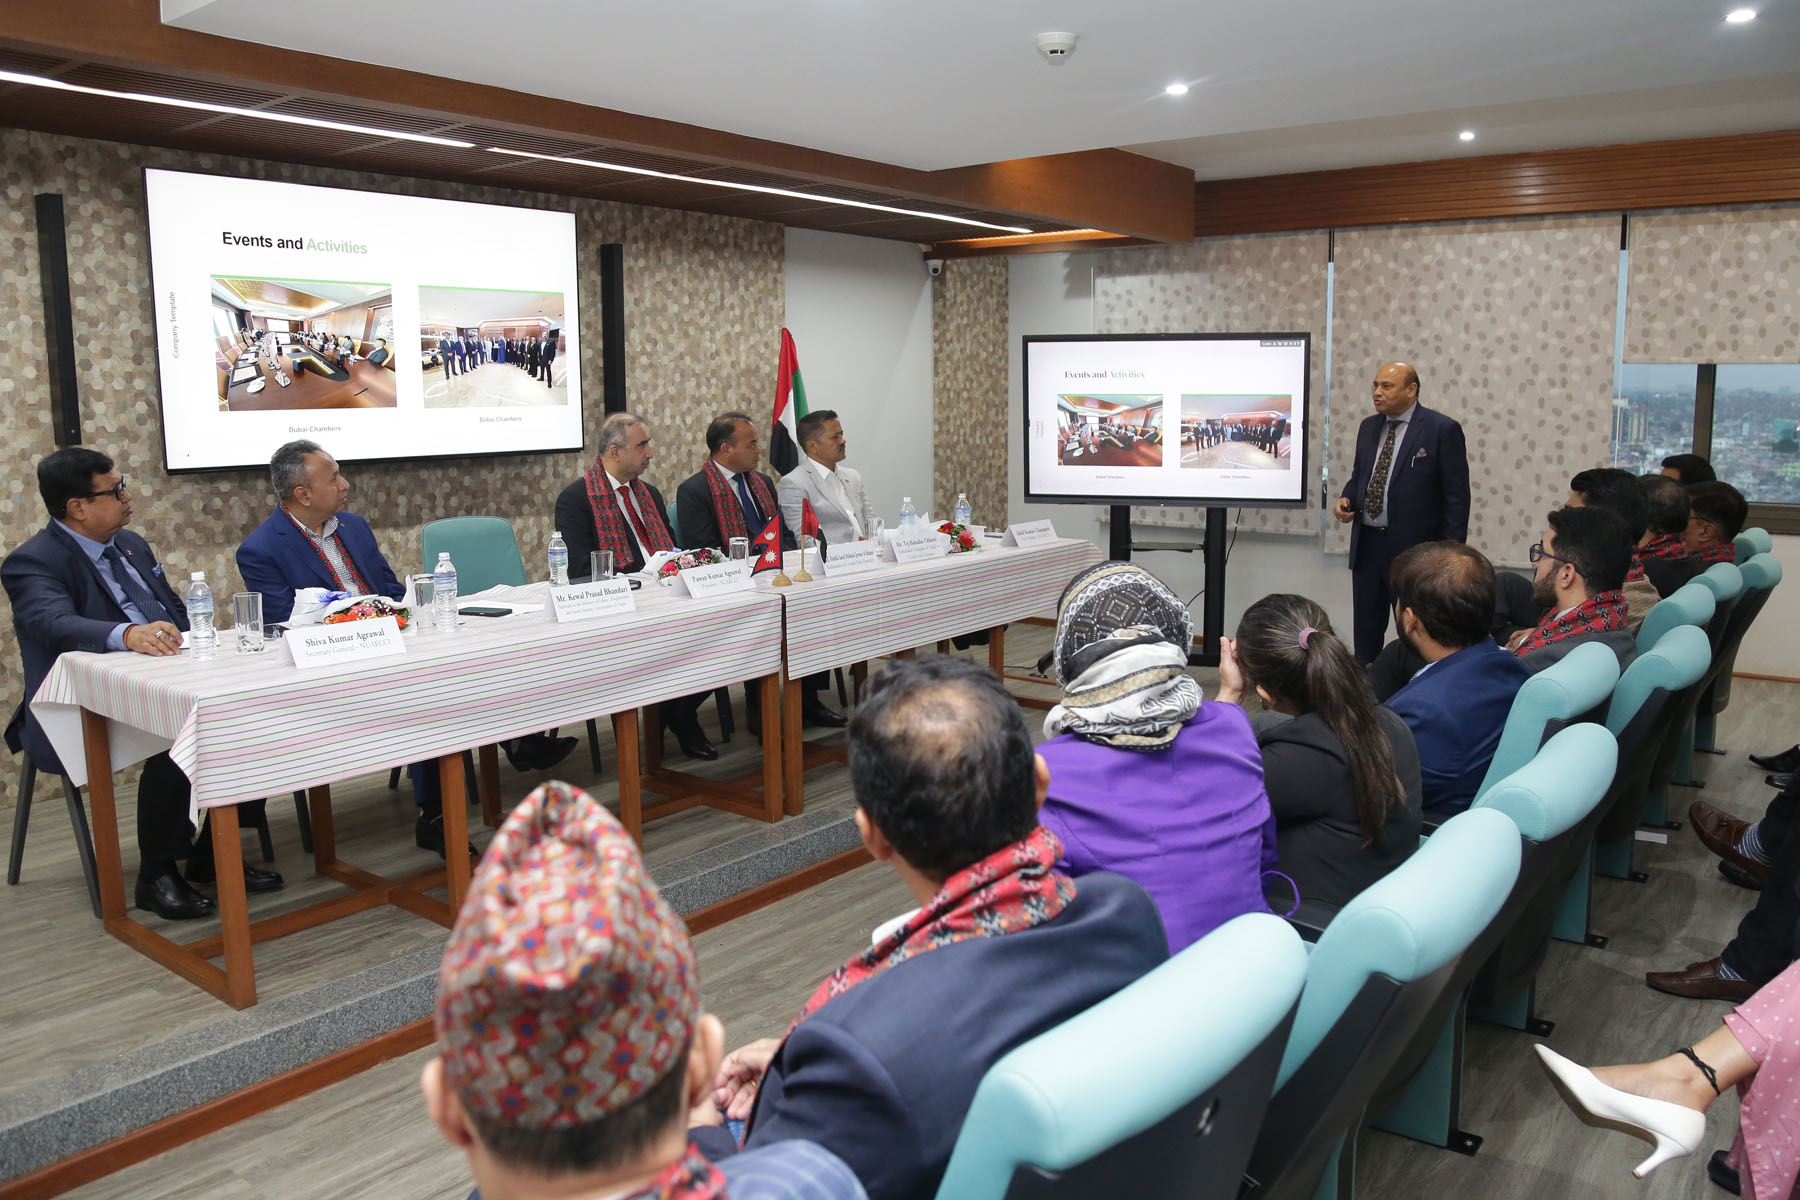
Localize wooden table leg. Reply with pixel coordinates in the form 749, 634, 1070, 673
851, 661, 869, 705
309, 784, 336, 871
760, 674, 784, 821
439, 752, 472, 909
642, 705, 664, 773
210, 803, 257, 1009
937, 639, 952, 654
612, 710, 642, 844
989, 625, 1006, 675
477, 744, 501, 828
79, 709, 126, 920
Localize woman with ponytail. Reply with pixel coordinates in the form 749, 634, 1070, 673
1224, 594, 1422, 908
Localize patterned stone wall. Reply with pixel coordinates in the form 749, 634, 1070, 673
1625, 204, 1800, 363
932, 257, 1009, 525
0, 128, 785, 811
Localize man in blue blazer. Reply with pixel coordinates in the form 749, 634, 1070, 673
1334, 362, 1471, 662
691, 656, 1168, 1200
1384, 541, 1528, 814
3, 448, 280, 919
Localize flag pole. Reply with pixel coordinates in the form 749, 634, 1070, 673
770, 512, 792, 587
793, 534, 813, 583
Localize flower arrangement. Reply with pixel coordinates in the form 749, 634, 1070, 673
657, 547, 727, 581
321, 593, 411, 630
937, 521, 979, 554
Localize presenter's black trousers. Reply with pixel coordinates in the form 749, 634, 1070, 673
1350, 524, 1405, 665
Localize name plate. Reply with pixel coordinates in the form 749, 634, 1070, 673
286, 616, 406, 670
550, 578, 636, 622
822, 540, 884, 577
1001, 520, 1059, 548
674, 559, 755, 598
883, 530, 948, 564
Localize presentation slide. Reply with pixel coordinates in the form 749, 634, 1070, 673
144, 168, 582, 472
1023, 334, 1310, 506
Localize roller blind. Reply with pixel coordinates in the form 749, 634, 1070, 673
1625, 205, 1800, 364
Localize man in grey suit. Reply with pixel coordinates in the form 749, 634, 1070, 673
778, 409, 879, 556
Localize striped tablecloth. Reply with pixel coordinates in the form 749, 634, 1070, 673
31, 581, 784, 812
779, 536, 1102, 677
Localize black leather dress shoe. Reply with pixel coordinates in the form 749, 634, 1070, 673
1709, 1149, 1742, 1195
187, 856, 285, 893
135, 870, 217, 920
414, 812, 478, 860
674, 730, 719, 761
502, 734, 579, 772
1749, 743, 1800, 772
1719, 860, 1766, 891
802, 700, 848, 728
1767, 773, 1794, 791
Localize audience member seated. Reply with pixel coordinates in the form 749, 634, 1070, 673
1635, 473, 1703, 596
1687, 479, 1749, 565
424, 781, 865, 1200
1567, 467, 1658, 632
692, 655, 1168, 1200
1384, 542, 1529, 814
1536, 957, 1800, 1193
1224, 594, 1422, 910
1034, 562, 1274, 952
1365, 570, 1536, 703
1662, 452, 1717, 485
1506, 505, 1638, 673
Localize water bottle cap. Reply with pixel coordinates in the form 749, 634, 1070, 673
438, 552, 451, 561
189, 571, 205, 581
903, 496, 912, 503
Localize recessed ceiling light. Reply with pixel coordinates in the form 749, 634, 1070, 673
1725, 7, 1756, 21
1459, 130, 1477, 142
1164, 83, 1189, 97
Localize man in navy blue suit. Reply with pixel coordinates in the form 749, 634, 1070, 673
3, 448, 282, 919
1334, 362, 1471, 663
691, 656, 1167, 1200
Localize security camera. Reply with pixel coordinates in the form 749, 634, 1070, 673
1035, 32, 1077, 64
926, 259, 944, 277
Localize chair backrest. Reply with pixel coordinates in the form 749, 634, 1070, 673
1474, 724, 1618, 844
1246, 808, 1520, 1200
934, 913, 1308, 1200
1735, 527, 1772, 563
1474, 641, 1619, 803
1607, 624, 1713, 739
420, 517, 528, 593
1700, 553, 1784, 715
1634, 580, 1715, 652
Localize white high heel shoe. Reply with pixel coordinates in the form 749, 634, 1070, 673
1534, 1044, 1708, 1178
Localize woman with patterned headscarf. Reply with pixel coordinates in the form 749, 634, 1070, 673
1036, 562, 1277, 953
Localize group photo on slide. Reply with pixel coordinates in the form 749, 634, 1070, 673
419, 285, 569, 410
1180, 393, 1292, 470
1055, 393, 1164, 467
210, 277, 397, 412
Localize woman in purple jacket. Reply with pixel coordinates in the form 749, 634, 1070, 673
1036, 562, 1277, 953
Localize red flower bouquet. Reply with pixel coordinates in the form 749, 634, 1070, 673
321, 594, 411, 630
937, 521, 979, 554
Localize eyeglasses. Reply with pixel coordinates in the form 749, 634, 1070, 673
86, 478, 128, 501
1528, 541, 1583, 575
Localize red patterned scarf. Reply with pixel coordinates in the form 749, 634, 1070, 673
703, 460, 782, 547
1697, 541, 1736, 565
1514, 589, 1630, 658
623, 1146, 729, 1200
282, 506, 370, 593
1637, 532, 1690, 562
584, 457, 674, 570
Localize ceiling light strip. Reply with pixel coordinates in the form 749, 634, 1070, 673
0, 69, 477, 148
486, 147, 1034, 234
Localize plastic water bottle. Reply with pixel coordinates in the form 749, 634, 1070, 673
548, 531, 569, 586
953, 493, 972, 526
899, 497, 917, 529
433, 552, 459, 633
185, 572, 216, 661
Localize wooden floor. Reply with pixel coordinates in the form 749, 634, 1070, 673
36, 647, 1798, 1200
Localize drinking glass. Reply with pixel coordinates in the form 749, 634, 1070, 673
591, 550, 615, 581
232, 592, 264, 654
728, 536, 750, 562
409, 574, 435, 628
869, 518, 885, 543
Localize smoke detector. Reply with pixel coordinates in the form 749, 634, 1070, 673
1036, 32, 1078, 65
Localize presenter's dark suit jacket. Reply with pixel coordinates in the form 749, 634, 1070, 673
555, 477, 671, 578
675, 468, 795, 553
3, 523, 187, 775
1386, 639, 1528, 814
692, 872, 1168, 1200
236, 509, 405, 625
1339, 404, 1471, 571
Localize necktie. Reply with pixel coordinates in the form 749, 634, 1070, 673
617, 485, 655, 553
732, 473, 762, 532
101, 544, 176, 626
1363, 420, 1400, 521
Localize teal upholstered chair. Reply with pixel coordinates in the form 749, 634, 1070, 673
1693, 552, 1782, 755
1473, 641, 1619, 805
420, 516, 527, 592
934, 913, 1308, 1200
1635, 580, 1715, 654
1246, 808, 1522, 1200
1735, 526, 1772, 564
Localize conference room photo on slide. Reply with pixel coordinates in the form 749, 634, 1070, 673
145, 167, 583, 472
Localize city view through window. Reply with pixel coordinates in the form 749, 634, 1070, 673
1613, 363, 1800, 504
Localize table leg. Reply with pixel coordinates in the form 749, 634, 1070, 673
937, 639, 951, 654
477, 744, 501, 828
643, 705, 664, 774
851, 661, 869, 705
989, 625, 1006, 675
759, 674, 784, 821
309, 784, 336, 871
613, 711, 642, 844
782, 672, 804, 817
210, 803, 256, 1008
79, 709, 127, 920
439, 752, 472, 908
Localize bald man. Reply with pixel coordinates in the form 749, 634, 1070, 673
1333, 361, 1470, 663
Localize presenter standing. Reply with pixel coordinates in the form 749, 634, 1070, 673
1333, 361, 1470, 663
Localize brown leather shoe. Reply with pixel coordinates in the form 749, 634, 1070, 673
1689, 802, 1771, 881
1645, 956, 1757, 1001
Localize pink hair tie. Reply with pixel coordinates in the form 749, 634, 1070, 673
1298, 626, 1318, 649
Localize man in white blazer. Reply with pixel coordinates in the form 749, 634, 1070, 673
778, 409, 880, 555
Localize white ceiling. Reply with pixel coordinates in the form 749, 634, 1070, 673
418, 288, 564, 328
164, 0, 1799, 178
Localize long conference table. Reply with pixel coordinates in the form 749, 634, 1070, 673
29, 535, 1100, 1007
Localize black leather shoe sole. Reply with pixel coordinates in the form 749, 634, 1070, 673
187, 859, 285, 893
1709, 1149, 1742, 1195
1720, 860, 1766, 891
1766, 773, 1794, 790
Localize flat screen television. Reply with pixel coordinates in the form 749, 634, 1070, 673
144, 168, 583, 472
1023, 333, 1310, 507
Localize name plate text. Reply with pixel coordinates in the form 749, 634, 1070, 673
822, 540, 884, 577
550, 578, 637, 622
286, 616, 406, 670
675, 559, 756, 598
883, 531, 948, 564
1002, 520, 1059, 548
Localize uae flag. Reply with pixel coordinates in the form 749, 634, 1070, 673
770, 327, 809, 476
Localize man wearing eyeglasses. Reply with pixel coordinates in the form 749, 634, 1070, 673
1507, 506, 1639, 673
2, 447, 279, 920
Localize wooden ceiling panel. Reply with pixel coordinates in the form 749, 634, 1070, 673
56, 61, 287, 108
264, 95, 460, 136
159, 112, 391, 156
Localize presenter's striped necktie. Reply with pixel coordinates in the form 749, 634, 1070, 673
1363, 420, 1400, 521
